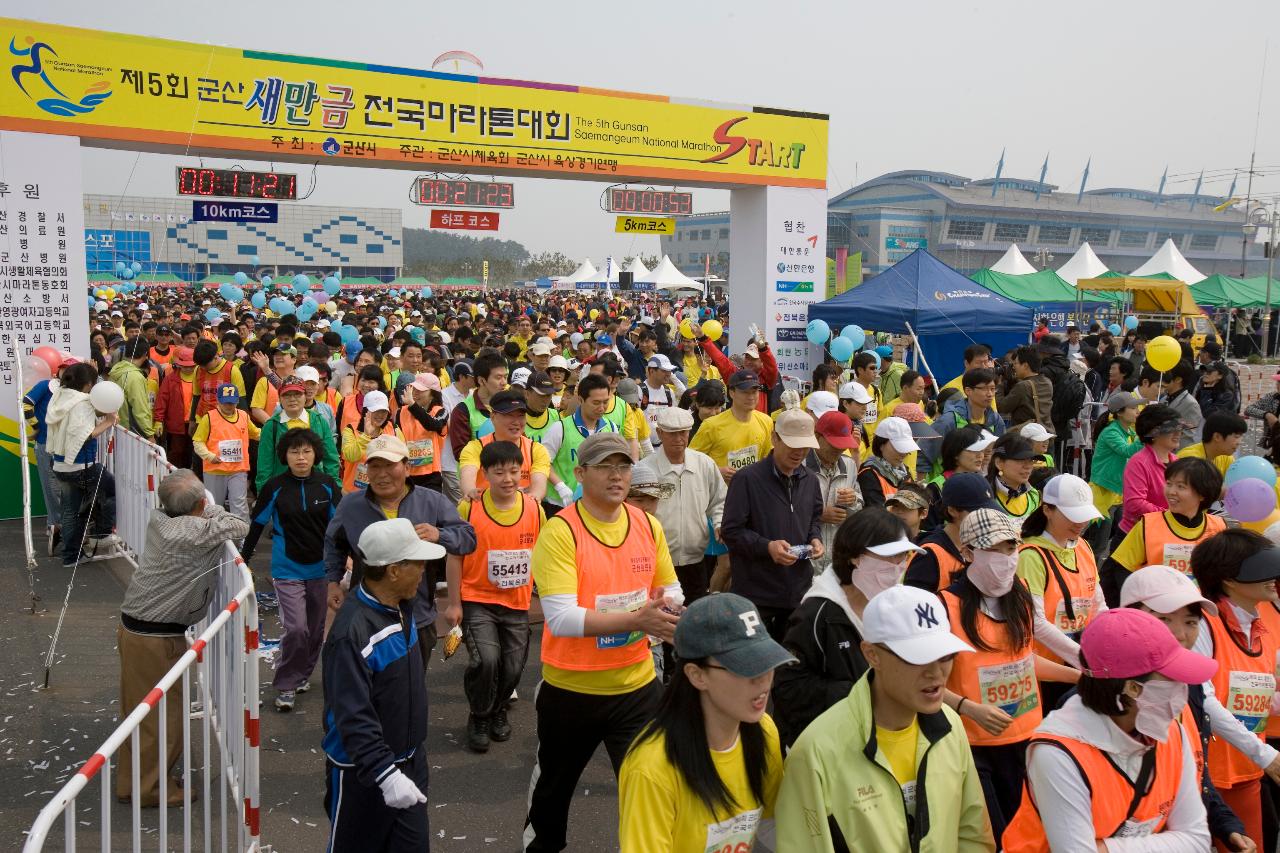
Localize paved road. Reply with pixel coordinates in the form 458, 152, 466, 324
3, 520, 621, 852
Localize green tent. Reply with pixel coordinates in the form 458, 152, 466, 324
134, 272, 185, 283
88, 271, 118, 282
1096, 270, 1180, 281
336, 276, 384, 286
439, 277, 481, 286
1190, 274, 1264, 308
388, 276, 433, 287
969, 268, 1117, 309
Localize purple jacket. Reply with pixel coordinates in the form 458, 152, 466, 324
1119, 445, 1173, 533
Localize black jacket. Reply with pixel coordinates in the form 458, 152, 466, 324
321, 585, 427, 787
1188, 683, 1246, 844
772, 571, 868, 749
242, 470, 342, 577
721, 454, 823, 610
904, 527, 965, 594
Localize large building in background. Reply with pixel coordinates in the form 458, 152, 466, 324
82, 194, 403, 281
662, 170, 1264, 281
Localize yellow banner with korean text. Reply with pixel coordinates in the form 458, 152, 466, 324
615, 216, 675, 234
0, 18, 828, 188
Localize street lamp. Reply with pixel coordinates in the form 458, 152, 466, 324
1244, 207, 1280, 357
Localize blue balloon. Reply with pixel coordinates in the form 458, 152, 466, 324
340, 325, 359, 343
829, 336, 854, 363
250, 292, 266, 309
806, 319, 831, 345
323, 276, 341, 296
233, 271, 249, 286
1124, 315, 1139, 331
88, 294, 97, 308
388, 289, 398, 298
377, 316, 388, 329
130, 261, 142, 274
291, 277, 309, 295
868, 351, 882, 369
1108, 323, 1122, 336
261, 275, 273, 289
250, 255, 260, 266
120, 268, 134, 280
1226, 456, 1279, 489
840, 324, 865, 351
114, 261, 126, 273
421, 286, 432, 299
205, 307, 222, 323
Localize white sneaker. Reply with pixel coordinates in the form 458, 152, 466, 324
509, 688, 518, 703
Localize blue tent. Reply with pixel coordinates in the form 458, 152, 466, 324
808, 249, 1034, 381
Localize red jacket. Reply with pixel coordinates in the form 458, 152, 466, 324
699, 338, 778, 413
153, 368, 194, 434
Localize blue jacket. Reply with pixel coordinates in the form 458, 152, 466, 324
324, 483, 476, 627
242, 471, 342, 581
23, 379, 54, 445
934, 394, 1007, 440
321, 584, 426, 786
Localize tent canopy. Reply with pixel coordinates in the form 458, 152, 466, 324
1130, 238, 1207, 284
564, 259, 598, 283
623, 256, 650, 278
1191, 274, 1280, 308
810, 249, 1033, 380
638, 255, 702, 289
1057, 241, 1110, 286
1078, 275, 1201, 315
969, 268, 1111, 330
990, 244, 1037, 275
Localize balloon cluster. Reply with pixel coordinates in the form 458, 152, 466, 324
1225, 456, 1280, 527
806, 319, 870, 364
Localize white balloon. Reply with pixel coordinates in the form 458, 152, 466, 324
89, 380, 125, 414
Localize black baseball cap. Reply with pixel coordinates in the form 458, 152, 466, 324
451, 359, 474, 379
727, 369, 762, 391
993, 436, 1038, 460
601, 360, 627, 378
525, 370, 555, 396
1237, 547, 1280, 583
156, 325, 172, 335
941, 472, 1001, 512
489, 389, 529, 414
674, 593, 797, 678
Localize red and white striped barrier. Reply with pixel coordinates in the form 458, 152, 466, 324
24, 430, 260, 852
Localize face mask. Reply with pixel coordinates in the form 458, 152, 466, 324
1133, 679, 1188, 742
851, 555, 904, 600
967, 549, 1019, 598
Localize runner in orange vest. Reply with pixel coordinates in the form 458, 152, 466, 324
152, 346, 197, 469
443, 439, 545, 752
856, 415, 919, 508
189, 339, 245, 430
1003, 608, 1216, 852
192, 383, 259, 521
1190, 530, 1280, 847
340, 390, 398, 493
942, 508, 1079, 843
396, 372, 447, 492
458, 390, 549, 503
1122, 564, 1257, 851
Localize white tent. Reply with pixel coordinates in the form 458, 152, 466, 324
638, 255, 704, 292
1056, 241, 1110, 286
991, 244, 1037, 275
1130, 238, 1206, 284
623, 256, 650, 278
563, 258, 598, 283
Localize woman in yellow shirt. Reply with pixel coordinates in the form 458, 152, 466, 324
618, 593, 794, 853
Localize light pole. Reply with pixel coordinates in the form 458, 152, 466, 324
1244, 207, 1278, 357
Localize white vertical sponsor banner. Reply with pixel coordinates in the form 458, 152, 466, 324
0, 131, 89, 519
729, 186, 827, 385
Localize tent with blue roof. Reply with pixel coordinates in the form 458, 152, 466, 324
808, 249, 1034, 380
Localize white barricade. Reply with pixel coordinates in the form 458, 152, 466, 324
25, 429, 261, 852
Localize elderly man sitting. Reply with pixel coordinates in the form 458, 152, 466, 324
117, 469, 250, 807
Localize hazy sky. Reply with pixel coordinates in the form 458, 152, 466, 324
14, 0, 1280, 263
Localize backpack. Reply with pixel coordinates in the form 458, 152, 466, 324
1051, 371, 1087, 439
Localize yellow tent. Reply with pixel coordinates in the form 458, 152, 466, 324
1076, 276, 1202, 315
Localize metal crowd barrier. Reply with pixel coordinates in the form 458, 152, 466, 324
24, 428, 261, 852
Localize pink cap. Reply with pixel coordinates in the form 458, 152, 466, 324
1080, 608, 1217, 684
409, 372, 441, 392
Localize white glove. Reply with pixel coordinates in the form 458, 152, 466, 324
378, 768, 427, 809
555, 482, 573, 504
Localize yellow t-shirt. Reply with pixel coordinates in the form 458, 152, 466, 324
682, 355, 720, 388
250, 376, 272, 413
1016, 534, 1085, 597
1176, 442, 1233, 479
458, 490, 547, 527
626, 404, 649, 443
689, 409, 775, 471
618, 715, 783, 853
191, 408, 262, 446
1110, 512, 1212, 573
458, 437, 551, 476
531, 503, 677, 695
877, 716, 920, 787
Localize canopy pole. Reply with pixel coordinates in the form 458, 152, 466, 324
904, 322, 936, 383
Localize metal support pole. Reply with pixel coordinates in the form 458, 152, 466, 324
1266, 211, 1277, 359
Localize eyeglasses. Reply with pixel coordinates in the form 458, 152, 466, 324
588, 463, 633, 476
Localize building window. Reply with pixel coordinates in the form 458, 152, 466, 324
946, 219, 985, 239
994, 222, 1031, 243
1189, 233, 1219, 251
1118, 230, 1149, 248
236, 244, 258, 255
718, 252, 729, 262
719, 228, 729, 239
855, 226, 871, 238
1078, 227, 1111, 246
888, 225, 928, 238
206, 229, 228, 240
886, 250, 912, 263
702, 229, 712, 241
1154, 232, 1187, 248
1037, 224, 1072, 245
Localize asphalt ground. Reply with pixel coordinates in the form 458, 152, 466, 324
3, 519, 621, 851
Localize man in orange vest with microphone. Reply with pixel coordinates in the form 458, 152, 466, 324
192, 383, 258, 521
523, 432, 681, 852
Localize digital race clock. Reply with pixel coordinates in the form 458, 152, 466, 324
176, 167, 298, 200
607, 188, 693, 215
412, 178, 515, 209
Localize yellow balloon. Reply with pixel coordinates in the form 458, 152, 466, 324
680, 318, 694, 339
589, 308, 600, 321
702, 319, 723, 342
1146, 335, 1181, 372
1242, 506, 1280, 534
323, 302, 337, 315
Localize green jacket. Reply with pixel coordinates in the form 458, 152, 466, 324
1089, 419, 1140, 495
776, 670, 994, 853
256, 409, 340, 491
108, 359, 155, 439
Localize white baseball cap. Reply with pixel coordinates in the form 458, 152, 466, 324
862, 585, 974, 665
1041, 473, 1103, 523
1120, 565, 1218, 616
838, 381, 873, 405
875, 417, 920, 454
569, 333, 585, 347
294, 364, 320, 384
358, 517, 445, 566
1019, 423, 1056, 442
866, 536, 925, 557
647, 354, 677, 372
528, 342, 553, 357
362, 390, 390, 413
805, 390, 839, 419
547, 354, 570, 373
966, 429, 999, 453
774, 409, 819, 449
510, 367, 532, 388
387, 346, 402, 358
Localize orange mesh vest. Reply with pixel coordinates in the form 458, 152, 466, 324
194, 359, 235, 420
1139, 510, 1226, 577
1003, 721, 1185, 852
1259, 601, 1280, 739
540, 503, 658, 672
476, 434, 533, 491
460, 493, 542, 610
942, 590, 1042, 746
1021, 541, 1099, 665
398, 406, 444, 475
342, 421, 396, 492
202, 409, 251, 475
919, 540, 965, 592
1204, 608, 1279, 787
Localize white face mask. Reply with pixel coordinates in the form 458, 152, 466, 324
1133, 679, 1188, 742
851, 554, 904, 600
966, 549, 1019, 598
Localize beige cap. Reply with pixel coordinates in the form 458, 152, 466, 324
775, 409, 819, 449
365, 434, 410, 463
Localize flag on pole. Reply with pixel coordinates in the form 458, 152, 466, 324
991, 147, 1005, 198
1034, 154, 1049, 201
1154, 166, 1167, 207
1190, 169, 1204, 211
1077, 157, 1091, 203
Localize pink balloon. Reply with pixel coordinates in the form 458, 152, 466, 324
1225, 478, 1278, 523
32, 345, 62, 374
22, 353, 51, 386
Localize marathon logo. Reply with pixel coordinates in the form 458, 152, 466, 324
702, 117, 806, 170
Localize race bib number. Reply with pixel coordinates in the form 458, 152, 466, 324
727, 446, 758, 471
1112, 815, 1162, 839
1054, 596, 1094, 638
595, 588, 647, 650
406, 438, 434, 466
1162, 542, 1195, 576
978, 656, 1039, 718
355, 461, 370, 488
487, 549, 531, 590
216, 440, 243, 464
703, 807, 761, 853
1227, 670, 1276, 734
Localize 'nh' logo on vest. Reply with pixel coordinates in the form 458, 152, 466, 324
915, 603, 938, 629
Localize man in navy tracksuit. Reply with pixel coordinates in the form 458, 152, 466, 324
322, 518, 445, 852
